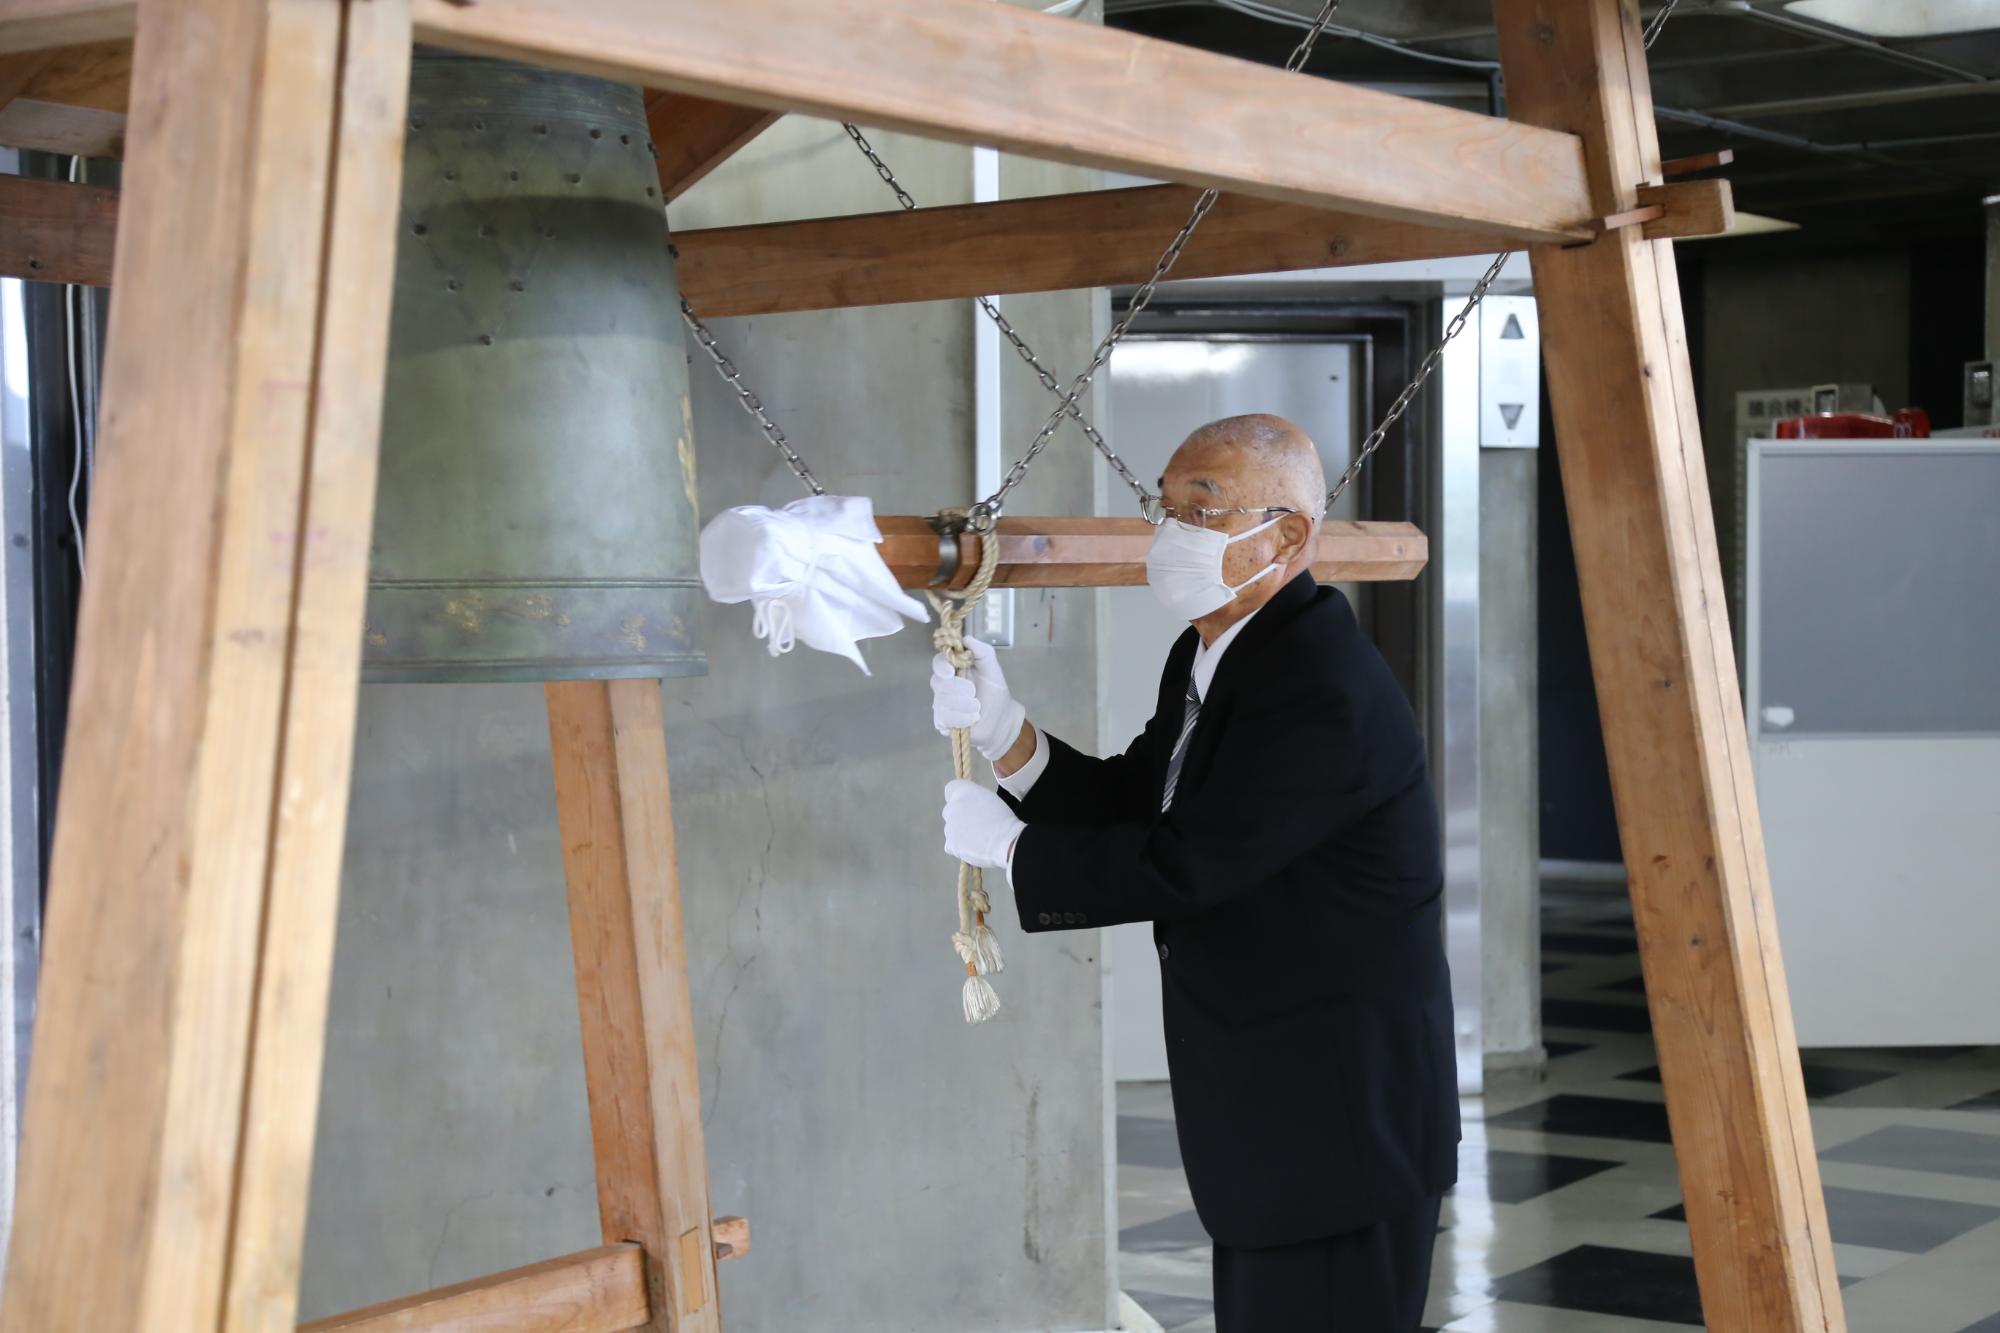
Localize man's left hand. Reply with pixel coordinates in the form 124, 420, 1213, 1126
942, 778, 1026, 871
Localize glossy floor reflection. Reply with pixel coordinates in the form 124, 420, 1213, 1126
1117, 881, 2000, 1332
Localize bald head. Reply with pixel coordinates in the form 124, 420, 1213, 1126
1169, 414, 1326, 522
1155, 413, 1326, 640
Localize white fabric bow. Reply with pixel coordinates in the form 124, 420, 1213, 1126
697, 494, 928, 674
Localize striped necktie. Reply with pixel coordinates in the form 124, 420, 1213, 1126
1160, 670, 1202, 812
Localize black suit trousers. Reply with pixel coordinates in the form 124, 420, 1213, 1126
1212, 1191, 1442, 1333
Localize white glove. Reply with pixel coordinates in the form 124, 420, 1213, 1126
942, 778, 1025, 871
931, 637, 1027, 762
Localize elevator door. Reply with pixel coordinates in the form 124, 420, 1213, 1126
1098, 337, 1360, 1082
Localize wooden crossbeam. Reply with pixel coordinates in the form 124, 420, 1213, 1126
406, 0, 1595, 243
296, 1245, 650, 1333
0, 171, 111, 282
0, 0, 132, 53
0, 36, 126, 153
675, 185, 1514, 318
877, 517, 1427, 590
1494, 0, 1844, 1328
646, 90, 779, 200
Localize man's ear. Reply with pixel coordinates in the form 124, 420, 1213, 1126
1277, 512, 1315, 565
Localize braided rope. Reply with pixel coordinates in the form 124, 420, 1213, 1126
925, 512, 1006, 1022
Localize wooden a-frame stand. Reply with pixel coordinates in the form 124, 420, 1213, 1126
0, 0, 1842, 1329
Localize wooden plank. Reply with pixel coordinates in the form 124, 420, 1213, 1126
646, 88, 779, 199
12, 168, 1736, 309
410, 0, 1595, 243
876, 516, 1428, 590
0, 172, 114, 283
0, 0, 133, 53
0, 0, 353, 1327
0, 95, 121, 153
711, 1216, 750, 1262
675, 184, 1513, 318
222, 2, 413, 1330
0, 48, 52, 107
546, 679, 721, 1333
1492, 2, 1845, 1330
296, 1245, 649, 1333
1638, 177, 1735, 240
0, 37, 128, 154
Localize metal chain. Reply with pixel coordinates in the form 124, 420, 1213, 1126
971, 0, 1344, 523
1643, 0, 1680, 48
680, 299, 827, 496
1326, 249, 1510, 506
841, 123, 1125, 472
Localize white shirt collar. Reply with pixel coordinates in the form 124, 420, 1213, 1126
1189, 606, 1259, 702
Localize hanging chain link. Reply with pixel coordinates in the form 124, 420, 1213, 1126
841, 122, 1127, 476
1643, 0, 1680, 48
680, 297, 827, 496
970, 0, 1343, 524
1327, 249, 1510, 506
682, 0, 1506, 520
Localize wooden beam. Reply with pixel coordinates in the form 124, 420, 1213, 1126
676, 184, 1514, 318
296, 1245, 650, 1333
876, 517, 1427, 590
1637, 176, 1734, 240
221, 2, 412, 1330
711, 1215, 750, 1261
0, 0, 133, 54
7, 168, 1738, 308
1493, 2, 1845, 1330
646, 88, 779, 199
0, 36, 128, 154
0, 171, 113, 283
410, 0, 1595, 243
0, 0, 382, 1328
547, 679, 721, 1333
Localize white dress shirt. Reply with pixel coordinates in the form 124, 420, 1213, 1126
996, 606, 1260, 800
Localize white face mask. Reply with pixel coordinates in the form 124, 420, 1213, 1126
1145, 514, 1284, 622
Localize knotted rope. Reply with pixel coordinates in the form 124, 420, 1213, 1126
925, 511, 1006, 1023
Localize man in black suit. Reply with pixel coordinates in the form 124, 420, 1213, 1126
935, 414, 1456, 1331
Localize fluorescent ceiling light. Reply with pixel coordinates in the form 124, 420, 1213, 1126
1781, 1, 2000, 38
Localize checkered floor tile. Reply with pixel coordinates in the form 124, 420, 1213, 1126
1117, 882, 2000, 1332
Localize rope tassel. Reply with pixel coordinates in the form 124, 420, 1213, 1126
928, 510, 1006, 1023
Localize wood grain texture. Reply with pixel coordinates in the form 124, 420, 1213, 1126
0, 36, 127, 153
710, 1216, 749, 1262
296, 1245, 649, 1333
1637, 177, 1734, 240
0, 0, 133, 53
676, 184, 1513, 317
547, 680, 720, 1333
1493, 1, 1844, 1329
410, 0, 1594, 242
0, 172, 115, 283
223, 4, 412, 1331
876, 516, 1428, 590
0, 0, 350, 1327
645, 88, 778, 199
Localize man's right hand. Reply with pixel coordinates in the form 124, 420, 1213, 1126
931, 637, 1027, 762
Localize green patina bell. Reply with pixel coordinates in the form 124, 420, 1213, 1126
362, 54, 705, 682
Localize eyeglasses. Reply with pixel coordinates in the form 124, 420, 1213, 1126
1139, 497, 1301, 530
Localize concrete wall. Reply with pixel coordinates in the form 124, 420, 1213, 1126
299, 74, 1113, 1333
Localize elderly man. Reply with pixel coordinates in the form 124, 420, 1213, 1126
934, 414, 1456, 1331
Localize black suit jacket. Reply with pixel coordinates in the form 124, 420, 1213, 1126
1007, 572, 1458, 1247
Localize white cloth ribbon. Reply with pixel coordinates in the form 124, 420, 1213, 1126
698, 494, 928, 674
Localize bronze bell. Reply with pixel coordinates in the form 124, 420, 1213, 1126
363, 54, 705, 682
